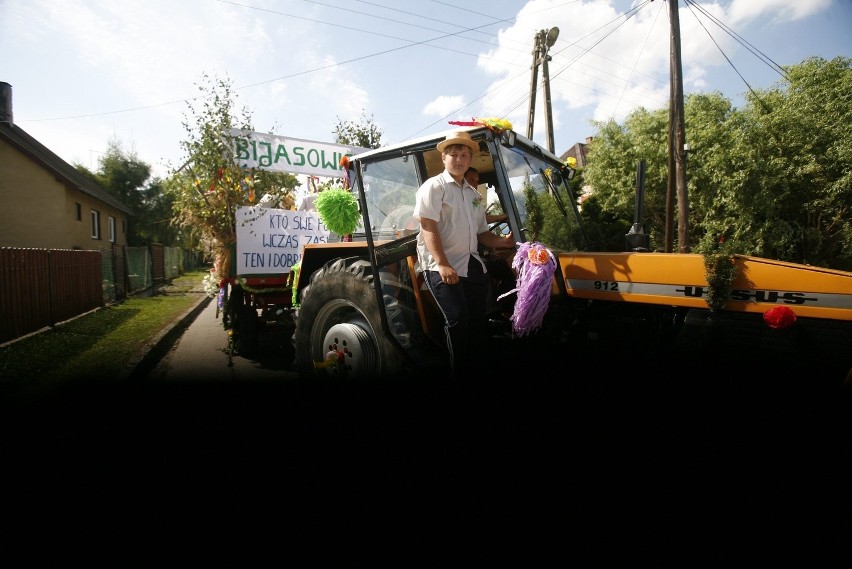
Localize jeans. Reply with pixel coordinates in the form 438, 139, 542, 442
424, 256, 488, 377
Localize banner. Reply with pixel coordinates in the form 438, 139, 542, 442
235, 206, 331, 275
229, 129, 366, 177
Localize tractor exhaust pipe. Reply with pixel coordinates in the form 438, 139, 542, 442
625, 159, 651, 252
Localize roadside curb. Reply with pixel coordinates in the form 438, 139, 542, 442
119, 294, 214, 381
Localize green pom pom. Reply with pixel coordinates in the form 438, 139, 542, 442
316, 189, 360, 235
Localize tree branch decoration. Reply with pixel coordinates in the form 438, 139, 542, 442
702, 242, 739, 313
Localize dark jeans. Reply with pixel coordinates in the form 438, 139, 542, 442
424, 257, 488, 377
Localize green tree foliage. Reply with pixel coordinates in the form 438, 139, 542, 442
97, 138, 150, 211
165, 74, 299, 278
582, 56, 852, 270
135, 178, 180, 245
731, 56, 852, 269
522, 178, 544, 242
582, 106, 671, 251
537, 165, 588, 251
333, 110, 382, 149
75, 138, 178, 245
578, 192, 631, 251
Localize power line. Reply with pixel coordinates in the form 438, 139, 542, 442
684, 0, 789, 80
24, 0, 524, 123
683, 0, 788, 112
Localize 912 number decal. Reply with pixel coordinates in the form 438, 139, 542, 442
594, 280, 619, 291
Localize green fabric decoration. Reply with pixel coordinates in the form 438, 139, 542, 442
316, 189, 360, 235
291, 262, 300, 307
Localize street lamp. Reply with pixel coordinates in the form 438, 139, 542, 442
526, 27, 559, 152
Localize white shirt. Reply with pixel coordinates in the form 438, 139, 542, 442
413, 170, 488, 277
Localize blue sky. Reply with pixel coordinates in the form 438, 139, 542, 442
2, 0, 849, 184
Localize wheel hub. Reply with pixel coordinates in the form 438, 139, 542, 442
322, 323, 379, 377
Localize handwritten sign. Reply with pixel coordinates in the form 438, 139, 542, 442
235, 206, 330, 275
229, 129, 366, 177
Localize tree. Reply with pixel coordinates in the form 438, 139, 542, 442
581, 56, 852, 270
165, 73, 299, 279
333, 110, 382, 149
731, 56, 852, 269
97, 138, 150, 211
75, 138, 180, 246
135, 177, 180, 245
583, 105, 671, 251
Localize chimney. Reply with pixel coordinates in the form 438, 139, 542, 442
585, 136, 594, 145
0, 82, 12, 124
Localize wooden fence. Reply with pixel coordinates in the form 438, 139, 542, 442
1, 245, 204, 345
0, 248, 103, 344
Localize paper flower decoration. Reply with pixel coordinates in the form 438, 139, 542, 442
763, 305, 797, 329
339, 155, 351, 189
448, 117, 513, 133
497, 241, 556, 337
315, 188, 360, 236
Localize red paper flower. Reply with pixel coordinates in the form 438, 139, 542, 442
763, 305, 797, 329
528, 246, 550, 265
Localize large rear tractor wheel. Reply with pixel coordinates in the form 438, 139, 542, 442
294, 257, 403, 379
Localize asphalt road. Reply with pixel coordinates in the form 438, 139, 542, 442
147, 294, 299, 382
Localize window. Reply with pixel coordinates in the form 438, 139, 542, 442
91, 210, 101, 239
122, 219, 126, 233
108, 216, 115, 243
360, 154, 421, 239
75, 203, 82, 221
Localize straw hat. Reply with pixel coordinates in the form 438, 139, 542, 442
436, 131, 478, 154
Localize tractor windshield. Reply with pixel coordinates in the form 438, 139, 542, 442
496, 142, 587, 253
357, 154, 421, 240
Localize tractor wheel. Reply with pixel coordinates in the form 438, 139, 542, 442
294, 257, 403, 379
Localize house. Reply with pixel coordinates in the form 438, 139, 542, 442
559, 136, 592, 169
0, 81, 134, 250
560, 136, 593, 206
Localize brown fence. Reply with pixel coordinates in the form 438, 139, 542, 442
0, 243, 201, 344
0, 248, 102, 344
151, 243, 165, 285
1, 245, 204, 345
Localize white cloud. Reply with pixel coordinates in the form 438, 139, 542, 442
729, 0, 832, 25
1, 0, 844, 176
423, 95, 466, 117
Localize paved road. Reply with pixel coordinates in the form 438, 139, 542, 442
147, 295, 299, 381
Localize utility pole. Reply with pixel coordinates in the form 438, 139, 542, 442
526, 32, 541, 142
526, 27, 559, 152
665, 0, 689, 253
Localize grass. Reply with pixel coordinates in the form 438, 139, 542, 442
0, 269, 209, 401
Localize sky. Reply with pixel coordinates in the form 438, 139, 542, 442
2, 0, 850, 188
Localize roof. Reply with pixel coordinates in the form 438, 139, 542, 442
559, 141, 589, 169
0, 121, 135, 216
350, 124, 561, 163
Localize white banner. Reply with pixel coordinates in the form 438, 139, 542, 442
235, 206, 331, 275
229, 129, 366, 177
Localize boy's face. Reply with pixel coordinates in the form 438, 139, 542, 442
442, 144, 472, 178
